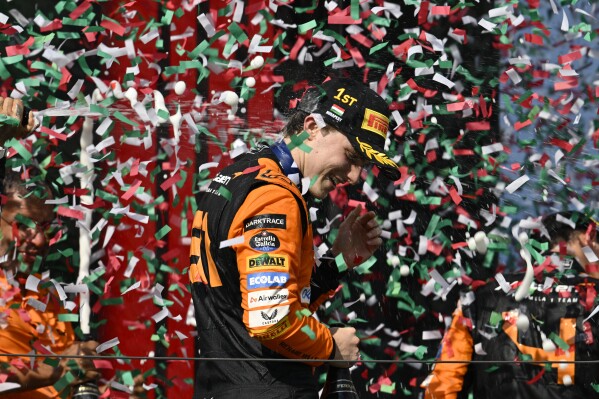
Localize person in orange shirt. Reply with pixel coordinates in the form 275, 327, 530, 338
0, 170, 100, 398
422, 211, 599, 399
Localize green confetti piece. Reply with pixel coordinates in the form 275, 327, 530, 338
549, 332, 570, 352
485, 366, 500, 373
369, 41, 389, 55
295, 308, 312, 320
218, 185, 232, 201
287, 130, 312, 152
6, 139, 32, 161
228, 22, 248, 43
53, 371, 75, 392
298, 20, 317, 34
380, 382, 396, 394
489, 311, 502, 327
353, 256, 376, 274
591, 383, 599, 393
0, 114, 19, 126
57, 313, 79, 323
113, 111, 138, 127
301, 325, 316, 340
424, 215, 441, 238
101, 297, 124, 306
155, 225, 172, 240
413, 345, 427, 359
334, 253, 348, 273
90, 103, 109, 117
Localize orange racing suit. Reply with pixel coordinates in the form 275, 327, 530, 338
189, 142, 344, 398
0, 273, 75, 399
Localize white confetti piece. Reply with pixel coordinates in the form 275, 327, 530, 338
494, 273, 512, 293
561, 10, 569, 31
122, 281, 141, 295
505, 175, 530, 194
152, 307, 169, 323
582, 246, 599, 263
26, 298, 47, 312
219, 235, 245, 249
584, 304, 599, 322
25, 274, 40, 292
478, 18, 497, 31
96, 337, 120, 354
474, 342, 487, 355
197, 14, 216, 37
432, 73, 455, 89
0, 383, 21, 393
422, 330, 442, 340
481, 143, 504, 155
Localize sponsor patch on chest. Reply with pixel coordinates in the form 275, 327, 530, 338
244, 214, 286, 231
247, 272, 289, 290
249, 231, 281, 252
247, 254, 288, 270
249, 305, 289, 328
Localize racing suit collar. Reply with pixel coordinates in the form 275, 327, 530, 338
270, 140, 303, 188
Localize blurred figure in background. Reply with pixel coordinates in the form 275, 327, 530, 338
0, 170, 100, 398
423, 211, 599, 399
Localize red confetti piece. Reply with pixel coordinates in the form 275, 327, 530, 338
101, 19, 126, 36
431, 6, 451, 15
40, 126, 68, 141
69, 0, 92, 20
57, 206, 85, 220
5, 37, 34, 56
160, 173, 183, 191
514, 120, 532, 130
548, 138, 573, 153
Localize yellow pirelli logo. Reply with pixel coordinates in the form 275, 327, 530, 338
362, 108, 389, 139
252, 317, 291, 340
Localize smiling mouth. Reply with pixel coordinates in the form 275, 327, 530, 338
329, 176, 343, 186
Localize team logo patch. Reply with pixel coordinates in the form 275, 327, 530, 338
249, 305, 289, 328
249, 231, 280, 252
247, 272, 289, 290
247, 254, 288, 270
248, 288, 289, 308
361, 108, 389, 139
253, 317, 291, 339
300, 287, 311, 304
244, 214, 286, 232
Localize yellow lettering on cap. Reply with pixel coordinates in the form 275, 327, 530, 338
362, 109, 389, 139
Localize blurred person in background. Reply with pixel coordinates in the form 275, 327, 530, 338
0, 170, 101, 398
423, 211, 599, 399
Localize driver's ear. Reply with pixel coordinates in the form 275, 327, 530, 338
303, 115, 321, 141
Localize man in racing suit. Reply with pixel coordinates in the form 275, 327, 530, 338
423, 211, 599, 398
189, 77, 401, 398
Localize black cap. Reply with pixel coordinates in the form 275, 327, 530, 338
298, 78, 400, 181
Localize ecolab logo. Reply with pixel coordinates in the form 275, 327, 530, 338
247, 272, 289, 290
248, 288, 289, 308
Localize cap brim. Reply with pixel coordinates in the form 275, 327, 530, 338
351, 136, 400, 180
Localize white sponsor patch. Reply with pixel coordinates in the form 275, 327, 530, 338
248, 288, 289, 309
249, 305, 289, 328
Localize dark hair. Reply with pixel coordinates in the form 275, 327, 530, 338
541, 211, 596, 245
2, 169, 52, 202
281, 109, 336, 137
282, 110, 310, 137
